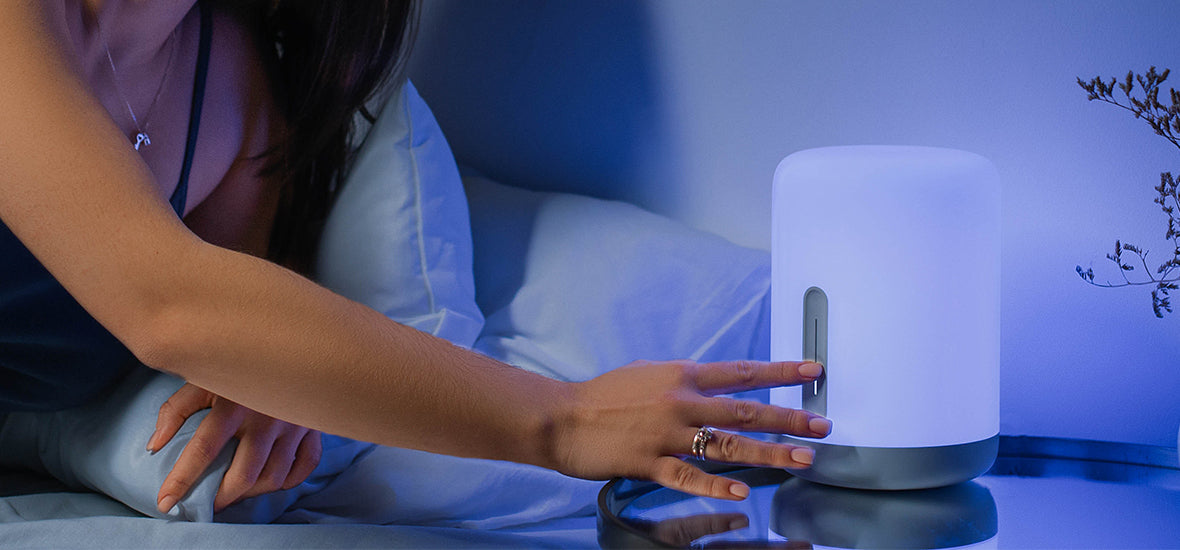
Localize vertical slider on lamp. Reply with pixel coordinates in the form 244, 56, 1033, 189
802, 286, 827, 417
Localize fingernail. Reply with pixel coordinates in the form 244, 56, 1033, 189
146, 429, 160, 453
728, 517, 750, 531
791, 447, 815, 466
798, 362, 823, 378
729, 483, 750, 499
157, 495, 178, 515
809, 417, 833, 436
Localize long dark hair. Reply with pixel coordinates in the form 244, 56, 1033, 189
244, 1, 418, 273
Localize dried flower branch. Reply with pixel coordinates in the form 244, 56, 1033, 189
1076, 67, 1180, 317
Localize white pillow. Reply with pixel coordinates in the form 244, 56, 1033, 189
464, 175, 772, 384
316, 80, 483, 347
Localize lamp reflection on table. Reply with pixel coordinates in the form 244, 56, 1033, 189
600, 439, 1179, 549
771, 478, 998, 549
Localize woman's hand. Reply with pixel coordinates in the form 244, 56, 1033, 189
147, 383, 322, 514
554, 360, 831, 500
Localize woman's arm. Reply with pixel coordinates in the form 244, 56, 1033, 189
1, 2, 828, 502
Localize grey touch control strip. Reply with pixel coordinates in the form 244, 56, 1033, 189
802, 286, 827, 416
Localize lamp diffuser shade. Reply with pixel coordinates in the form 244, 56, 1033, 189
771, 146, 1000, 490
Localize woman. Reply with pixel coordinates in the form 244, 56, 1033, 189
0, 0, 831, 518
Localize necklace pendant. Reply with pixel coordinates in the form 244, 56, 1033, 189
134, 132, 151, 151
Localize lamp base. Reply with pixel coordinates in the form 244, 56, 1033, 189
779, 435, 999, 490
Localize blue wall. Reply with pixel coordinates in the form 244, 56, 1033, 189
409, 0, 1180, 447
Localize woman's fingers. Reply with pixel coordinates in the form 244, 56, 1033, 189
649, 456, 750, 501
684, 429, 816, 469
237, 428, 303, 502
156, 404, 241, 514
214, 433, 276, 512
695, 397, 832, 439
281, 430, 322, 490
562, 358, 830, 503
152, 390, 320, 514
690, 360, 823, 395
149, 383, 213, 453
221, 426, 321, 508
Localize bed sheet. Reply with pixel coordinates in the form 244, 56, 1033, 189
0, 472, 599, 549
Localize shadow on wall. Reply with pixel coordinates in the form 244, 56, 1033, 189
407, 0, 675, 210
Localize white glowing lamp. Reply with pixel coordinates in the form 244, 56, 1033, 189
771, 146, 1000, 490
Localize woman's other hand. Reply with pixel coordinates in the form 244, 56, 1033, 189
148, 383, 322, 514
555, 360, 831, 501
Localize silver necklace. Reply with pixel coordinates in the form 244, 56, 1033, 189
96, 19, 179, 151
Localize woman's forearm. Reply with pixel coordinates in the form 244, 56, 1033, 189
142, 241, 570, 470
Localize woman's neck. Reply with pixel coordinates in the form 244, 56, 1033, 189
80, 0, 198, 67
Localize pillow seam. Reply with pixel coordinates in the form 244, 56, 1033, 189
405, 89, 439, 323
687, 284, 769, 361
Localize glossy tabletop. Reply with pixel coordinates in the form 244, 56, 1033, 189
598, 436, 1180, 549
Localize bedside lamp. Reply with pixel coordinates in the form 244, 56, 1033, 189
771, 146, 1001, 490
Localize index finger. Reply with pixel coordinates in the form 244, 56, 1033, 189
149, 384, 212, 453
691, 360, 823, 395
156, 408, 237, 514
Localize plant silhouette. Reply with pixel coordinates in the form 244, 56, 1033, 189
1076, 67, 1180, 317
